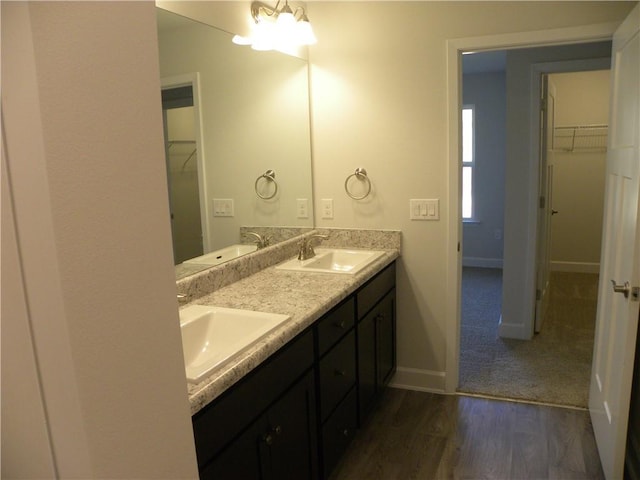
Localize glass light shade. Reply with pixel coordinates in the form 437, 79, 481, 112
275, 3, 296, 30
251, 19, 275, 51
274, 8, 297, 50
296, 19, 317, 45
232, 35, 252, 46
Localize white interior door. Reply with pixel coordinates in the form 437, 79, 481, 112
589, 5, 640, 480
535, 75, 557, 333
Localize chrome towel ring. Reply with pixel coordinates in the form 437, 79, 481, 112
255, 169, 278, 200
344, 167, 371, 200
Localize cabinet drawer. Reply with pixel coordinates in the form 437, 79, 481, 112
319, 330, 356, 421
317, 297, 355, 356
322, 387, 357, 478
192, 329, 314, 469
357, 262, 396, 320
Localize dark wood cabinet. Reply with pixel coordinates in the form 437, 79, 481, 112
318, 329, 356, 421
200, 370, 317, 480
357, 307, 377, 418
265, 373, 318, 480
376, 291, 396, 388
321, 387, 357, 477
192, 261, 396, 480
357, 264, 396, 424
193, 330, 317, 480
315, 299, 358, 479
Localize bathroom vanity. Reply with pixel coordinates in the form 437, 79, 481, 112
181, 232, 398, 480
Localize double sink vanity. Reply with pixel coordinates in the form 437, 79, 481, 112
176, 229, 400, 479
156, 7, 399, 478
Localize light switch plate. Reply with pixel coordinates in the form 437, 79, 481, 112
297, 198, 309, 219
213, 198, 234, 217
410, 199, 439, 220
321, 199, 334, 219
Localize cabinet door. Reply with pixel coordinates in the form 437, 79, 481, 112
199, 418, 266, 480
192, 331, 314, 469
357, 307, 376, 423
265, 371, 318, 480
377, 289, 396, 388
357, 288, 396, 424
202, 372, 318, 480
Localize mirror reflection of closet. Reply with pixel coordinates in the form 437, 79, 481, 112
162, 86, 204, 264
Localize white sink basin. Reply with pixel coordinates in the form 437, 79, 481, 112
179, 305, 289, 384
276, 248, 385, 275
183, 244, 257, 266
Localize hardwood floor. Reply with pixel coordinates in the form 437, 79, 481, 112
330, 388, 604, 480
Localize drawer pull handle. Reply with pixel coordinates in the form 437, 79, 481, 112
334, 369, 346, 377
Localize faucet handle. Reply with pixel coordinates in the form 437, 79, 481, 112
244, 231, 269, 249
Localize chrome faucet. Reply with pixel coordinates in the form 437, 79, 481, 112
298, 234, 329, 260
244, 231, 271, 249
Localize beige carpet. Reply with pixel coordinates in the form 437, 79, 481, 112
458, 267, 599, 408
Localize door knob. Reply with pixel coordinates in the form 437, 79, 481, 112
551, 209, 559, 215
611, 280, 631, 298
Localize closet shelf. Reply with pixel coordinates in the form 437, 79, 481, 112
552, 124, 608, 152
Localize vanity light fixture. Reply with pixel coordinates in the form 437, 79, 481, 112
232, 0, 317, 52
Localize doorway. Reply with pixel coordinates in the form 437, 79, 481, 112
162, 85, 204, 264
457, 49, 611, 407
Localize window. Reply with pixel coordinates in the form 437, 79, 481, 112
462, 106, 475, 220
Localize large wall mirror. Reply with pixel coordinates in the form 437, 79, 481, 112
156, 8, 314, 279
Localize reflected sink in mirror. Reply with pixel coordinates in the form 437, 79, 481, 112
276, 248, 385, 275
183, 244, 257, 266
179, 305, 290, 384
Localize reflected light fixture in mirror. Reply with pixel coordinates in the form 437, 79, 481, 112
232, 0, 317, 53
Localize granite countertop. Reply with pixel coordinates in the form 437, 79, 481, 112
184, 248, 399, 415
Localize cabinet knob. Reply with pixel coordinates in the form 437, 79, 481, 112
262, 433, 274, 446
274, 425, 282, 435
334, 369, 346, 377
342, 428, 349, 437
334, 320, 346, 329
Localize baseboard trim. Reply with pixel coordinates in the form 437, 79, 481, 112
389, 367, 446, 393
462, 257, 503, 269
551, 261, 600, 274
497, 314, 531, 340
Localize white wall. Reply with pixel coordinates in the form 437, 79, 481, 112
2, 2, 198, 477
462, 71, 506, 268
306, 2, 632, 389
549, 70, 610, 272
